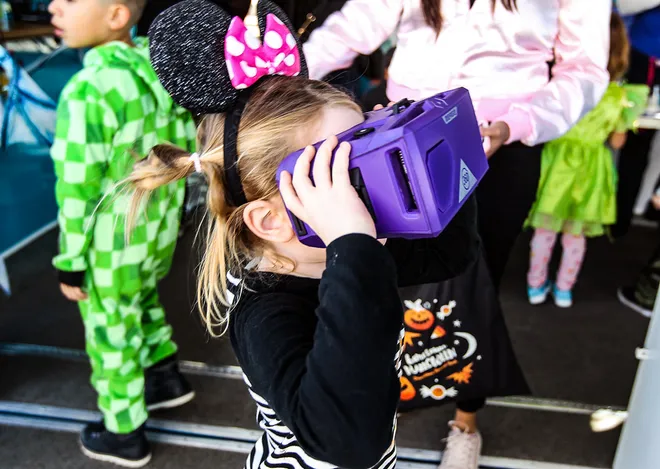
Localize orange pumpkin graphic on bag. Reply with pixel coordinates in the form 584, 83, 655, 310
400, 376, 416, 401
403, 299, 435, 331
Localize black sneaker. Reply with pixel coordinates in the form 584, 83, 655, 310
617, 286, 653, 318
145, 354, 195, 412
80, 422, 151, 468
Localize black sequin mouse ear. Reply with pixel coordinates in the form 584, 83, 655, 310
149, 0, 235, 114
148, 0, 307, 115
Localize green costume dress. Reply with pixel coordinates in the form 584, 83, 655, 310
527, 82, 649, 237
51, 39, 196, 433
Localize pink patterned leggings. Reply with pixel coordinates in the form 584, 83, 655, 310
527, 228, 586, 291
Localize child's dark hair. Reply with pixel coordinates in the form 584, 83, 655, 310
126, 76, 361, 335
422, 0, 517, 35
608, 12, 630, 81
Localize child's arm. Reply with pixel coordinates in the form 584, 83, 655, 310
609, 84, 650, 153
231, 235, 403, 468
51, 76, 117, 289
386, 194, 480, 286
302, 0, 402, 80
492, 0, 610, 146
609, 131, 628, 150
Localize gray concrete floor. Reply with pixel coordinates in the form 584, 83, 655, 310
0, 426, 248, 469
0, 224, 655, 468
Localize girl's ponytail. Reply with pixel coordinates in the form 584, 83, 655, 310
197, 164, 236, 337
125, 143, 199, 238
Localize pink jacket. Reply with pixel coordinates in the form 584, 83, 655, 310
303, 0, 611, 145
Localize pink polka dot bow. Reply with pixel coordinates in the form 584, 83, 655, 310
224, 13, 301, 90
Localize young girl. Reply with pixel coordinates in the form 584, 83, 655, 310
526, 12, 649, 308
132, 1, 479, 467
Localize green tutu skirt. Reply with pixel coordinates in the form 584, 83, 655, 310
526, 139, 616, 237
526, 82, 649, 237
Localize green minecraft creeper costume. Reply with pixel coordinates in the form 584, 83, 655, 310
51, 38, 196, 434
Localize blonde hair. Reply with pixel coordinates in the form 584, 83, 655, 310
126, 76, 361, 335
609, 12, 630, 82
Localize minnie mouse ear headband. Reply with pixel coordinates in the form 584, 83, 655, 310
148, 0, 308, 207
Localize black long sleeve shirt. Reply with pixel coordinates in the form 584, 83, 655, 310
229, 196, 479, 469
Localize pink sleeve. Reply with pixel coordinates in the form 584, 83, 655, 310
302, 0, 403, 80
498, 0, 611, 146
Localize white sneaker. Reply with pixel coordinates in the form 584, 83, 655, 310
438, 421, 482, 469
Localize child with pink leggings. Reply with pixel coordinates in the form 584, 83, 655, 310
526, 13, 649, 308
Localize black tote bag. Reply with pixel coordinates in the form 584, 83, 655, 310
398, 254, 530, 411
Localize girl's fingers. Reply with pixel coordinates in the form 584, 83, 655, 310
279, 171, 306, 220
312, 136, 338, 189
291, 146, 316, 197
331, 142, 352, 187
480, 126, 501, 138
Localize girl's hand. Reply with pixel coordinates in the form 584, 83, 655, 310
60, 283, 88, 301
480, 121, 511, 158
279, 136, 377, 246
372, 101, 395, 111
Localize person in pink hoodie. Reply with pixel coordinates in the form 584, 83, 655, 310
303, 1, 610, 468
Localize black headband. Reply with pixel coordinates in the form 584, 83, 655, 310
222, 90, 253, 207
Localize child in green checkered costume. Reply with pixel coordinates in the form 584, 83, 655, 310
48, 0, 197, 465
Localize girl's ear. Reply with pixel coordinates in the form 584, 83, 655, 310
243, 198, 295, 243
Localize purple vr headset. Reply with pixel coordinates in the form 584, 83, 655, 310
276, 87, 488, 248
